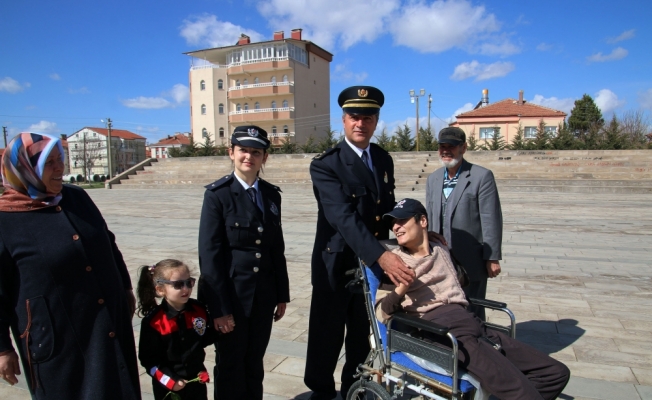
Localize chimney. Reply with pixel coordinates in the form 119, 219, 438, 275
481, 89, 489, 107
60, 134, 67, 140
238, 34, 250, 45
274, 31, 284, 41
518, 90, 524, 105
291, 28, 302, 40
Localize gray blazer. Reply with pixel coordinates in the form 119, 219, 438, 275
425, 159, 503, 281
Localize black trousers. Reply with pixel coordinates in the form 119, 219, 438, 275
304, 288, 370, 399
463, 279, 488, 321
152, 378, 208, 400
213, 282, 276, 400
422, 304, 570, 400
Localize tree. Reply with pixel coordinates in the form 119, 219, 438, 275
300, 135, 319, 153
71, 131, 103, 182
196, 132, 217, 156
526, 119, 550, 150
394, 124, 414, 151
508, 124, 527, 150
418, 127, 438, 151
467, 131, 479, 151
317, 127, 338, 152
374, 127, 396, 152
277, 136, 298, 154
620, 110, 650, 149
601, 115, 626, 150
568, 94, 604, 137
481, 127, 506, 151
550, 121, 580, 150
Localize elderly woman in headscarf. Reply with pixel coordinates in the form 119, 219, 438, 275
0, 133, 141, 399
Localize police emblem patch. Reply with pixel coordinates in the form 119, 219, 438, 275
358, 89, 368, 98
193, 317, 207, 336
270, 202, 279, 216
394, 199, 406, 209
247, 128, 259, 137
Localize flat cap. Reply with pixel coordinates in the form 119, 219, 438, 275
231, 125, 270, 149
438, 127, 466, 146
338, 86, 384, 115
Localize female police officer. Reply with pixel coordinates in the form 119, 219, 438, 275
198, 125, 290, 399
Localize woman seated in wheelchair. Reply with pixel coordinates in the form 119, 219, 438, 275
376, 198, 570, 400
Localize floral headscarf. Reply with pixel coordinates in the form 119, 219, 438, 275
0, 132, 65, 212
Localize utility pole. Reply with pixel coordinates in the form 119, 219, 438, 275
428, 94, 432, 134
409, 89, 425, 151
106, 118, 113, 178
2, 126, 7, 148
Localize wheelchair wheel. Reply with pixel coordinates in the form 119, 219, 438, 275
346, 379, 392, 400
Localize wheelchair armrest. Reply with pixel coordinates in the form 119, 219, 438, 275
468, 298, 507, 309
390, 313, 449, 336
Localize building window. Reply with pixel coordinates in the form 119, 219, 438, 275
283, 74, 288, 82
201, 104, 206, 115
74, 161, 77, 167
271, 76, 277, 84
545, 126, 558, 137
272, 126, 277, 134
524, 127, 537, 139
219, 128, 224, 138
74, 144, 78, 149
283, 125, 288, 133
200, 80, 206, 91
219, 103, 224, 114
244, 103, 249, 111
282, 100, 288, 108
255, 102, 260, 110
236, 103, 241, 112
243, 78, 248, 86
254, 77, 259, 84
202, 128, 208, 138
271, 101, 276, 109
218, 79, 223, 90
479, 127, 499, 139
235, 79, 240, 87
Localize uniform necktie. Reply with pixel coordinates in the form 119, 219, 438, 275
247, 187, 258, 206
361, 150, 372, 171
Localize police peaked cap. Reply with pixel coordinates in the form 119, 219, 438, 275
338, 86, 384, 116
231, 125, 270, 149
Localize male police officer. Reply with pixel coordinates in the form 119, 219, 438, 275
304, 86, 415, 399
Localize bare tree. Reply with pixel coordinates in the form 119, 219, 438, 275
71, 131, 103, 182
620, 110, 650, 149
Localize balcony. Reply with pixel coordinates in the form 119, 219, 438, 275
228, 107, 295, 123
227, 57, 292, 74
229, 82, 294, 99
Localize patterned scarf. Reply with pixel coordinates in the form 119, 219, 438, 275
0, 132, 64, 212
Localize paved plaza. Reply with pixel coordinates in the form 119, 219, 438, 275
2, 186, 652, 399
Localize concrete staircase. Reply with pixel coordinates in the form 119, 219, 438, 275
112, 150, 652, 193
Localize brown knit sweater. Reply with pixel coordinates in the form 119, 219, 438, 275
376, 243, 468, 323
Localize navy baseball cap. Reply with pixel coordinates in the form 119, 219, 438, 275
338, 86, 384, 116
438, 127, 466, 146
383, 198, 427, 223
231, 125, 270, 149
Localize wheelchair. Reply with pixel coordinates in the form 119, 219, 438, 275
347, 248, 516, 400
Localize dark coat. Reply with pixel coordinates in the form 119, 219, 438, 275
309, 141, 396, 291
197, 173, 290, 319
0, 185, 141, 399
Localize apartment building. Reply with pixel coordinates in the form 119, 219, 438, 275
450, 89, 567, 144
184, 28, 333, 147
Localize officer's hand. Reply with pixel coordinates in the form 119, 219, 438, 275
172, 379, 187, 391
427, 231, 448, 247
214, 315, 235, 334
0, 350, 20, 385
377, 251, 415, 286
486, 260, 501, 278
274, 303, 286, 322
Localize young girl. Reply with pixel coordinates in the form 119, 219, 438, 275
137, 259, 217, 400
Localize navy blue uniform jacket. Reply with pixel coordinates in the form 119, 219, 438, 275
0, 185, 140, 399
310, 142, 396, 291
197, 173, 290, 318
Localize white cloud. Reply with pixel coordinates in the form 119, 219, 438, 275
587, 47, 628, 63
136, 126, 161, 133
594, 89, 625, 115
258, 0, 399, 51
332, 62, 368, 83
0, 77, 27, 93
536, 42, 552, 51
530, 94, 575, 114
607, 29, 635, 44
638, 88, 652, 110
451, 102, 475, 120
122, 84, 189, 109
49, 73, 61, 81
179, 14, 265, 48
68, 87, 90, 94
28, 121, 59, 134
450, 60, 515, 81
389, 0, 519, 56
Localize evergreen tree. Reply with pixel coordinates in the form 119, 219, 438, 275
278, 135, 297, 154
508, 124, 527, 150
418, 127, 438, 151
467, 131, 479, 150
568, 94, 604, 137
374, 127, 396, 151
196, 133, 217, 156
581, 123, 602, 150
394, 124, 415, 151
482, 127, 506, 151
527, 119, 550, 150
601, 115, 626, 149
317, 127, 338, 152
300, 135, 319, 153
550, 121, 581, 150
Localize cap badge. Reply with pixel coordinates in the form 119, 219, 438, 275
358, 88, 368, 98
193, 317, 207, 336
395, 199, 406, 209
247, 128, 259, 137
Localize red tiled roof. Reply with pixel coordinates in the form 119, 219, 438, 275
457, 99, 567, 119
150, 133, 191, 147
75, 127, 146, 140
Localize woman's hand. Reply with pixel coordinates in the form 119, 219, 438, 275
274, 303, 287, 322
172, 379, 187, 391
0, 350, 21, 385
214, 315, 235, 333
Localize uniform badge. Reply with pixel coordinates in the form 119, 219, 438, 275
384, 172, 388, 183
394, 199, 406, 209
270, 202, 279, 216
193, 317, 207, 336
358, 88, 368, 98
247, 128, 259, 137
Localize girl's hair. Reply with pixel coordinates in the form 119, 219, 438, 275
136, 259, 190, 317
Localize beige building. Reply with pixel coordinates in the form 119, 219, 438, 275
184, 29, 333, 147
451, 89, 567, 144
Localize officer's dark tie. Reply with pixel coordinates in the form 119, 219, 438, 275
361, 150, 372, 171
246, 187, 257, 205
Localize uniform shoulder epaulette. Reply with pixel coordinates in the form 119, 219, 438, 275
205, 174, 233, 190
370, 142, 390, 154
312, 146, 339, 160
258, 178, 282, 193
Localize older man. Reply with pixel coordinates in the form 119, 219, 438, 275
379, 198, 570, 400
304, 86, 415, 399
426, 127, 502, 320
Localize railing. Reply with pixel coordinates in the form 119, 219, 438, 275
190, 64, 228, 71
228, 81, 293, 91
228, 56, 289, 67
270, 132, 295, 138
229, 107, 294, 116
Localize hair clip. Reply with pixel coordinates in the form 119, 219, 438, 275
148, 264, 156, 275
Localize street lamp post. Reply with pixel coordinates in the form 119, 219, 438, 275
409, 89, 426, 151
105, 118, 113, 178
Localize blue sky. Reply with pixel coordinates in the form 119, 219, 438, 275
1, 0, 651, 145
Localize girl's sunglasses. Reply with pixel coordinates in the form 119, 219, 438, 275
156, 277, 196, 290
